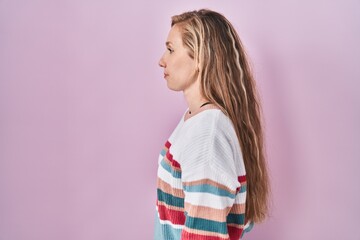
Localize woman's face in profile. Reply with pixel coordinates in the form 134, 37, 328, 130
158, 25, 197, 92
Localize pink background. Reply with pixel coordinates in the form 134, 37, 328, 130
1, 1, 359, 239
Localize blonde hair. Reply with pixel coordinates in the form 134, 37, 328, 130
171, 9, 270, 223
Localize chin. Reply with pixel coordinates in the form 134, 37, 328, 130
167, 83, 182, 92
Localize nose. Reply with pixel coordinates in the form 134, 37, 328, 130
158, 55, 166, 68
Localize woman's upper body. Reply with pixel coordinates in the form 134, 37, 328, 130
156, 9, 269, 239
155, 106, 254, 240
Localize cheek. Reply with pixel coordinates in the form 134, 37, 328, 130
170, 58, 181, 70
183, 61, 197, 78
168, 55, 196, 80
179, 67, 193, 79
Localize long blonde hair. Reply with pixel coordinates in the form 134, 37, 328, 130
171, 9, 270, 223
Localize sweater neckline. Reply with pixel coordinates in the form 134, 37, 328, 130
182, 107, 221, 124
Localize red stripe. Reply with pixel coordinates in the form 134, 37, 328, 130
238, 175, 246, 183
165, 140, 171, 148
228, 225, 243, 240
164, 141, 181, 168
172, 159, 181, 168
166, 151, 173, 161
236, 175, 246, 192
181, 231, 228, 240
157, 203, 185, 225
166, 151, 181, 168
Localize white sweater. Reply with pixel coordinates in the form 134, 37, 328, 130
154, 109, 253, 240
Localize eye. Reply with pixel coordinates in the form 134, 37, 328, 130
167, 48, 174, 54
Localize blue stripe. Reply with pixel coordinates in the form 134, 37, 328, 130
185, 214, 228, 234
160, 159, 182, 178
226, 213, 245, 225
183, 184, 236, 199
239, 184, 246, 193
160, 149, 167, 157
157, 189, 184, 208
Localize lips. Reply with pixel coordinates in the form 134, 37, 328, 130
164, 73, 169, 78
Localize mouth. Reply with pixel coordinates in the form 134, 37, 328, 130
164, 73, 169, 78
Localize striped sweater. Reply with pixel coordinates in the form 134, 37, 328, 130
154, 109, 254, 240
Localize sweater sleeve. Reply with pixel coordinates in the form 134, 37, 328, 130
180, 117, 242, 240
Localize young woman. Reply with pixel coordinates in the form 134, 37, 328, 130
155, 9, 270, 240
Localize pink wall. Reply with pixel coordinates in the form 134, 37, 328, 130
1, 1, 359, 239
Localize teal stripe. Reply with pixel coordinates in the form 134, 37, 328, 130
239, 184, 246, 193
226, 213, 245, 225
183, 184, 235, 199
157, 189, 184, 208
160, 159, 182, 178
185, 215, 227, 234
160, 149, 167, 157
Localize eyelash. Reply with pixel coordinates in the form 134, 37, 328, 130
167, 48, 174, 53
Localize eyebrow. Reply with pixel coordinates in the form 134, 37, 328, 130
166, 41, 172, 47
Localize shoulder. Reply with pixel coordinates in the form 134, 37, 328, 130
183, 109, 237, 147
180, 110, 241, 188
184, 109, 234, 134
180, 109, 239, 163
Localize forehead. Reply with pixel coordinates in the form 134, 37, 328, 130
166, 25, 183, 46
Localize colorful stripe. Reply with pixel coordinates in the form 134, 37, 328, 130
157, 202, 185, 225
183, 178, 237, 198
228, 225, 243, 240
157, 178, 184, 198
227, 213, 245, 225
156, 141, 252, 239
184, 215, 228, 234
157, 189, 184, 208
160, 159, 182, 178
236, 175, 247, 193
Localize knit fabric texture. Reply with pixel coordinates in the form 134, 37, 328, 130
154, 109, 254, 240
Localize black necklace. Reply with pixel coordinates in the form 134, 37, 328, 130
189, 101, 211, 114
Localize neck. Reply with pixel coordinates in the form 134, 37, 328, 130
183, 78, 208, 114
